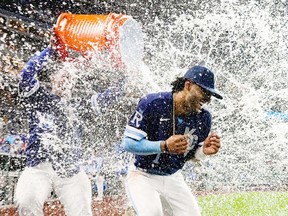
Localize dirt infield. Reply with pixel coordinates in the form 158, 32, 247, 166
0, 196, 127, 216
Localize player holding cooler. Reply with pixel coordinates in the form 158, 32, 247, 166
122, 65, 223, 216
15, 44, 125, 216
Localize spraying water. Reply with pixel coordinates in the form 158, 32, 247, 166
74, 0, 288, 195
140, 1, 288, 192
0, 0, 287, 212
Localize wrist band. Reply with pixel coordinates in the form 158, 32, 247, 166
164, 141, 169, 153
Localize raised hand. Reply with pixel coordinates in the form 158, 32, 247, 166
203, 132, 221, 155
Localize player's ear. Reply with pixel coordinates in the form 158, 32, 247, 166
184, 80, 192, 91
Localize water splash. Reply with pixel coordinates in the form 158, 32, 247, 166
140, 1, 288, 192
1, 1, 288, 205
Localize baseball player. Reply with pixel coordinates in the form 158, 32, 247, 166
122, 65, 222, 216
14, 44, 125, 216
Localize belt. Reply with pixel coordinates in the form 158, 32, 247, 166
135, 166, 171, 176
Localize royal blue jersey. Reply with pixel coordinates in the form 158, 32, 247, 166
19, 47, 125, 177
124, 92, 211, 175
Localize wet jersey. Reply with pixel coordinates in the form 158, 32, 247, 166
19, 47, 124, 177
124, 92, 211, 175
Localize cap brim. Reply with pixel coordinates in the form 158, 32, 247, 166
198, 84, 223, 100
211, 91, 223, 100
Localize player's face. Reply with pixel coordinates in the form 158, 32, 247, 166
50, 69, 72, 97
183, 81, 211, 114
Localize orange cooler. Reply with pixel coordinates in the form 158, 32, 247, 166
54, 13, 144, 68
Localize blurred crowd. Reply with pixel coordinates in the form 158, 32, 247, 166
0, 51, 24, 77
0, 131, 27, 155
0, 57, 28, 157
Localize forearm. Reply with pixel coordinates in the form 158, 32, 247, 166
90, 76, 126, 112
19, 47, 53, 91
95, 86, 123, 104
122, 136, 162, 155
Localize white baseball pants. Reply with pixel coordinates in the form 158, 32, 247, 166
125, 166, 201, 216
15, 162, 92, 216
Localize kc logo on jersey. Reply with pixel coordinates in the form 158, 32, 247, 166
184, 127, 198, 156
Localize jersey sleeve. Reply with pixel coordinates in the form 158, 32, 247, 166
19, 47, 53, 97
124, 96, 154, 141
90, 76, 126, 114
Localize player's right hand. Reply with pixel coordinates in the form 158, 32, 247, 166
165, 134, 189, 154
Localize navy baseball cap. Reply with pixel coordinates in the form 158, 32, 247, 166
184, 65, 223, 99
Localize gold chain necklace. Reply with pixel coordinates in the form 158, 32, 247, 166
172, 94, 176, 135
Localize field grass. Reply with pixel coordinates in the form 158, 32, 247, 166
198, 191, 288, 216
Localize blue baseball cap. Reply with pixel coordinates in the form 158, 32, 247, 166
184, 65, 223, 99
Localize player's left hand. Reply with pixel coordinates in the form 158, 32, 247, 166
203, 132, 221, 155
